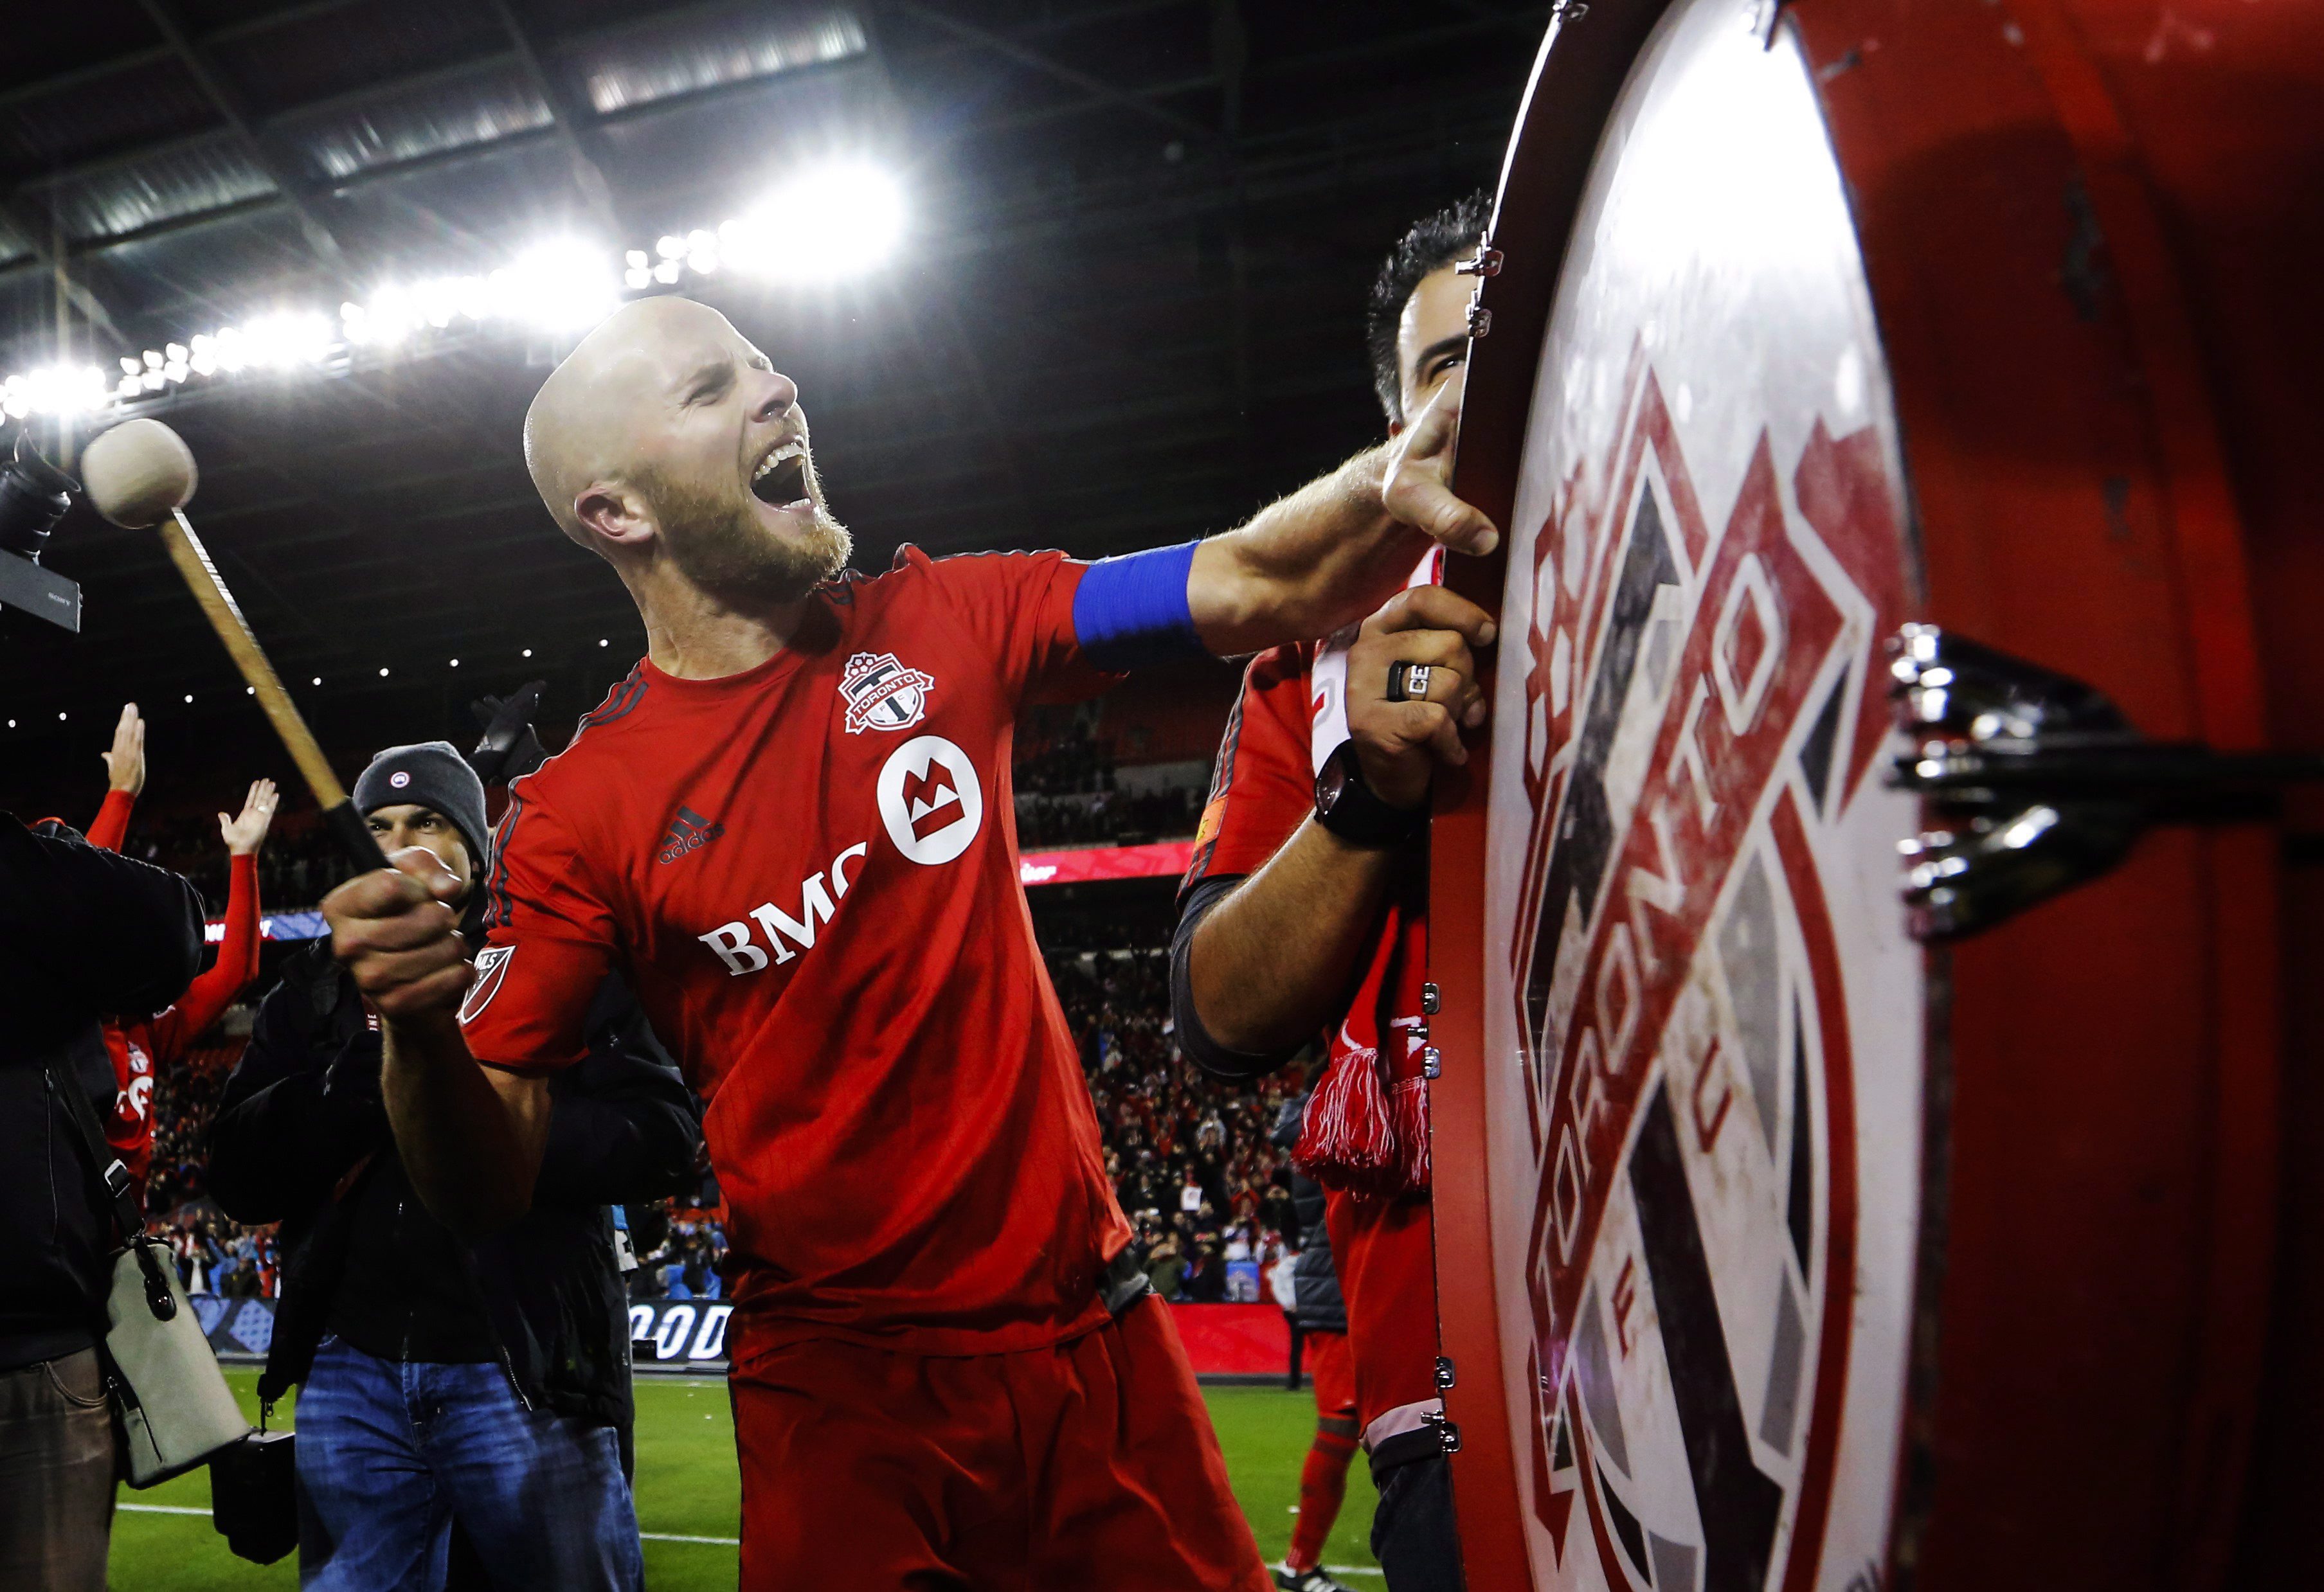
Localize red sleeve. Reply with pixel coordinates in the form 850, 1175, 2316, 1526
910, 546, 1117, 707
1181, 644, 1318, 893
458, 782, 613, 1075
150, 853, 260, 1062
86, 789, 135, 852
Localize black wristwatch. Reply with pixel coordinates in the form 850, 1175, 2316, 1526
1313, 740, 1426, 848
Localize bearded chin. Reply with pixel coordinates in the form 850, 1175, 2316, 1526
647, 472, 851, 605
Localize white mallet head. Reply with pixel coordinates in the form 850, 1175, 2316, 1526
80, 418, 197, 529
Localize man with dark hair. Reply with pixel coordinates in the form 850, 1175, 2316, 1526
210, 742, 701, 1592
1364, 191, 1493, 426
1171, 194, 1498, 1591
0, 809, 204, 1589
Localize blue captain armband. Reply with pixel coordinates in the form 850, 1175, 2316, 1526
1070, 540, 1206, 672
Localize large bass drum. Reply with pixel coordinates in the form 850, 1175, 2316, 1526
1431, 1, 2324, 1588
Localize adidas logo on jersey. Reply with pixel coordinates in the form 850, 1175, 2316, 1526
658, 805, 725, 864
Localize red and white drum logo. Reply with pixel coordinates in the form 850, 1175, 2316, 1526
1502, 353, 1912, 1592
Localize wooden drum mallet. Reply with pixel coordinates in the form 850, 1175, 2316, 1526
78, 417, 388, 873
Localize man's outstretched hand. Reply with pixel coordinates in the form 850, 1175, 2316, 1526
323, 849, 472, 1024
102, 703, 146, 795
1382, 371, 1497, 557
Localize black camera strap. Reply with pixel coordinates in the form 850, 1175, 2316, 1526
47, 1056, 177, 1326
47, 1057, 143, 1244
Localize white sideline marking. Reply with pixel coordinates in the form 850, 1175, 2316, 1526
640, 1533, 740, 1545
119, 1504, 208, 1516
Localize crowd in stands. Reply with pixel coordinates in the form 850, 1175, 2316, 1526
1013, 713, 1207, 851
160, 1208, 278, 1299
141, 1036, 243, 1215
113, 806, 344, 917
1049, 945, 1307, 1305
1016, 786, 1205, 849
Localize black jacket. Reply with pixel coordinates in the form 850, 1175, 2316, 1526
0, 815, 204, 1370
208, 936, 701, 1426
1272, 1097, 1347, 1333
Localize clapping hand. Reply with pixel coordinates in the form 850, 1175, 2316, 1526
219, 778, 280, 857
102, 703, 146, 795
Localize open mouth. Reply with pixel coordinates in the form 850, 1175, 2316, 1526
751, 440, 810, 508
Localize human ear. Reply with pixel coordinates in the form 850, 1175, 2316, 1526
575, 481, 655, 549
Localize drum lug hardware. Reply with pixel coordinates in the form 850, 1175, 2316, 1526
1550, 0, 1589, 21
1422, 1046, 1442, 1079
1421, 982, 1440, 1015
1425, 1409, 1463, 1454
1435, 1355, 1457, 1390
1456, 246, 1504, 279
1467, 303, 1493, 339
1887, 623, 2324, 939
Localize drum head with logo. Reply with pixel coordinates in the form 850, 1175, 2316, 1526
1430, 0, 2297, 1586
1466, 5, 1917, 1585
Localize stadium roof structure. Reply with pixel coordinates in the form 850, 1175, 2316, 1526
0, 0, 1544, 747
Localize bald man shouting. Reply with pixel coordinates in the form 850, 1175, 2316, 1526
324, 295, 1493, 1590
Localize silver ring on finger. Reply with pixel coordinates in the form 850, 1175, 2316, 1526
1387, 661, 1433, 704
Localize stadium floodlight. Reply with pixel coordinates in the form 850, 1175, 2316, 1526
491, 238, 620, 332
719, 160, 906, 284
235, 312, 333, 370
0, 176, 905, 412
18, 364, 109, 417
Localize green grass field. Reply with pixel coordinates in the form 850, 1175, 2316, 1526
109, 1370, 1381, 1588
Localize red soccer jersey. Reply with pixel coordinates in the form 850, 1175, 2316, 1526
461, 548, 1133, 1355
1182, 638, 1442, 1439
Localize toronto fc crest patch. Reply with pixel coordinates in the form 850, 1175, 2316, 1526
840, 651, 934, 734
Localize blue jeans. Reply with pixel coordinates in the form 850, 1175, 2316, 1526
294, 1336, 644, 1591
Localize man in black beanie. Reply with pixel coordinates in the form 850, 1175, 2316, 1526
210, 742, 702, 1592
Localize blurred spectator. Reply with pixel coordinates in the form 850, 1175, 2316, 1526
1181, 1243, 1227, 1303
0, 807, 203, 1590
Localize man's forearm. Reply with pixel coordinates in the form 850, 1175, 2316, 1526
1189, 447, 1430, 656
381, 1014, 550, 1239
1189, 818, 1400, 1054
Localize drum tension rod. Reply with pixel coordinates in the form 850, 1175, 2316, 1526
1885, 624, 2324, 940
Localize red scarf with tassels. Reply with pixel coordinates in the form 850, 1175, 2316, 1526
1290, 549, 1439, 1199
1292, 880, 1431, 1198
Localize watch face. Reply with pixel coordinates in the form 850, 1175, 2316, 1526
1317, 755, 1349, 814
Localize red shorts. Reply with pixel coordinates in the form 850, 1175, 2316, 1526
728, 1298, 1270, 1590
1306, 1330, 1357, 1424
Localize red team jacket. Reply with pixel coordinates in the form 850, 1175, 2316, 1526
460, 548, 1138, 1355
86, 788, 262, 1192
1182, 634, 1445, 1451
